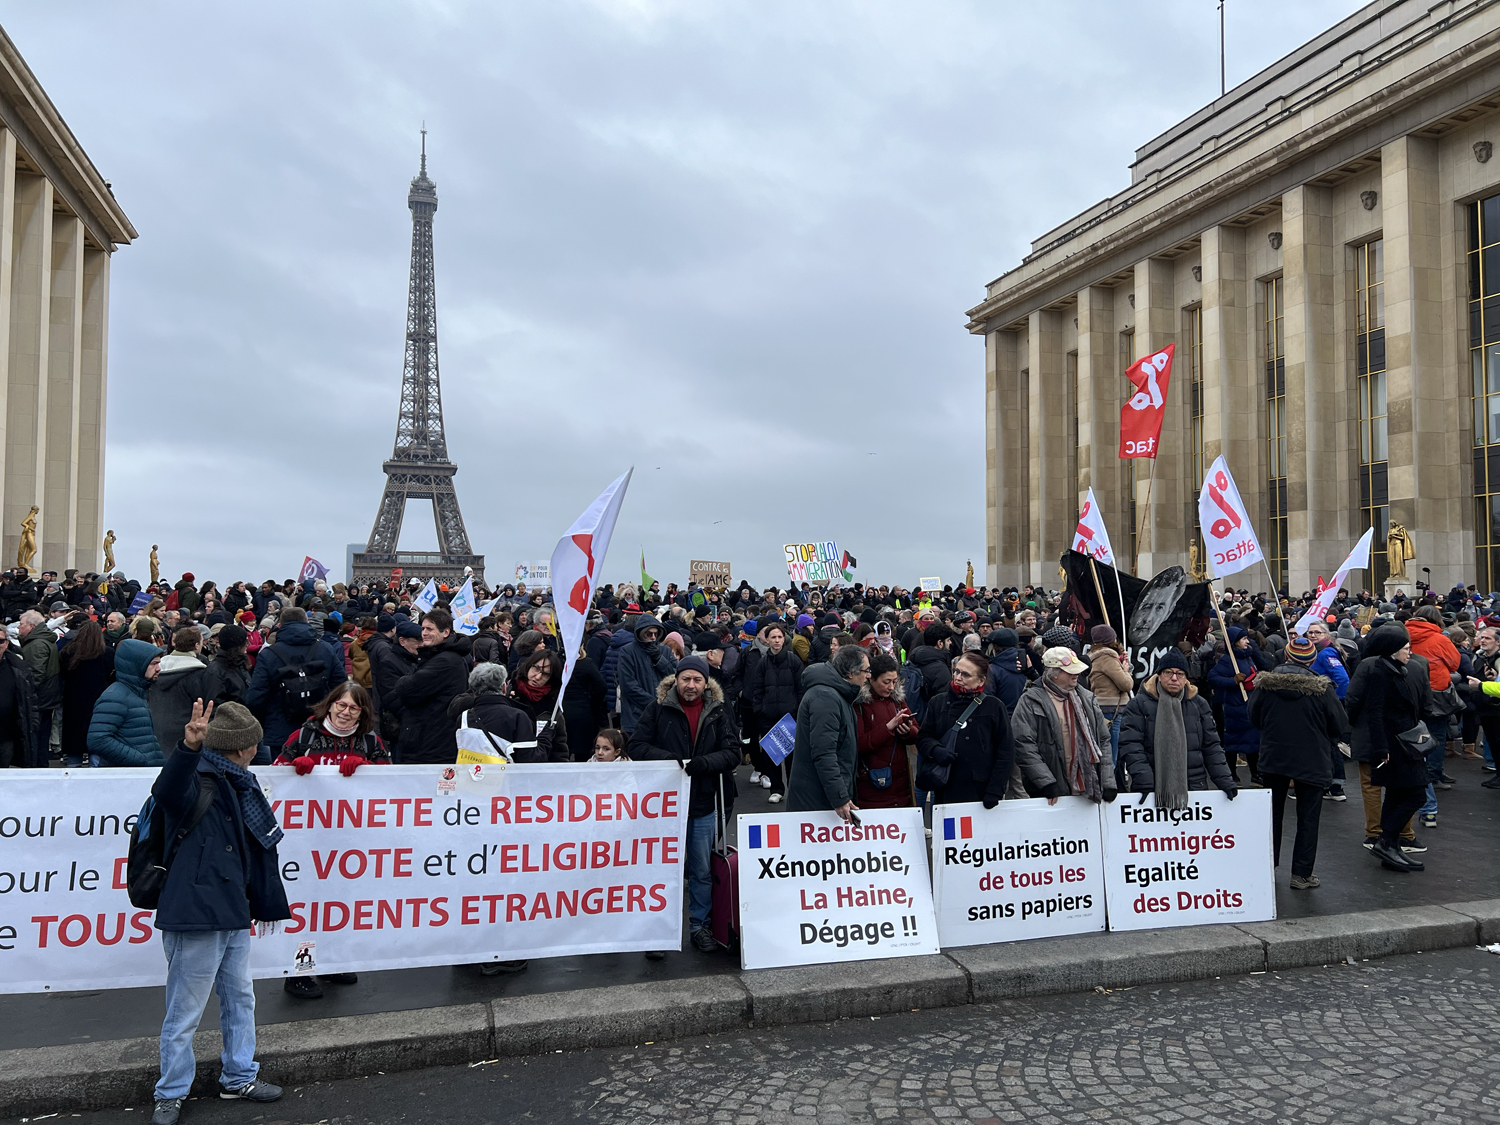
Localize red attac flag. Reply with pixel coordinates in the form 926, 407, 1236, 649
1119, 343, 1175, 459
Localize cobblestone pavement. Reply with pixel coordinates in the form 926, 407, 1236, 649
28, 947, 1500, 1125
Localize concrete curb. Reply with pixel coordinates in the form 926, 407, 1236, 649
2, 899, 1493, 1118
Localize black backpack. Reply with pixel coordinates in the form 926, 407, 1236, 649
901, 659, 929, 724
126, 775, 217, 909
274, 644, 328, 723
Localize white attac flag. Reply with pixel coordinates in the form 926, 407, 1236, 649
1072, 487, 1116, 566
1294, 528, 1375, 635
549, 470, 633, 708
412, 578, 439, 614
1197, 456, 1266, 580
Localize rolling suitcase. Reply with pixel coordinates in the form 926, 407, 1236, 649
710, 778, 740, 950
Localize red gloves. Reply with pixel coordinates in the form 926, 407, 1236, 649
293, 756, 316, 775
339, 754, 366, 777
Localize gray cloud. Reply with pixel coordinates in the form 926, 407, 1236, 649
7, 0, 1361, 588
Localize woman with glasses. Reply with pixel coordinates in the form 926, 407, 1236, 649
915, 652, 1015, 809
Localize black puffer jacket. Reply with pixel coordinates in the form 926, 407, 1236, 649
628, 675, 740, 817
907, 644, 952, 700
386, 633, 472, 764
1247, 664, 1350, 787
1118, 675, 1233, 794
916, 688, 1015, 806
1345, 655, 1425, 787
447, 690, 561, 762
746, 646, 803, 736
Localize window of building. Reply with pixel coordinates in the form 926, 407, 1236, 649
1121, 328, 1137, 567
1470, 196, 1500, 590
1355, 239, 1388, 589
1264, 276, 1287, 592
1185, 304, 1204, 571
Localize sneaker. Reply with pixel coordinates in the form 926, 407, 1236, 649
691, 926, 718, 953
152, 1096, 185, 1125
479, 960, 529, 976
749, 770, 762, 786
759, 775, 772, 790
1324, 785, 1347, 802
1400, 836, 1428, 854
220, 1079, 282, 1103
1435, 777, 1454, 791
767, 792, 783, 804
1289, 874, 1320, 889
1362, 836, 1378, 850
1421, 812, 1438, 829
322, 972, 357, 985
283, 975, 323, 999
1486, 763, 1497, 772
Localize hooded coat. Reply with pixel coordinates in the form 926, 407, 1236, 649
148, 652, 208, 755
1344, 654, 1427, 787
1247, 665, 1350, 787
1118, 675, 1233, 794
629, 675, 740, 818
1008, 677, 1115, 800
60, 643, 112, 764
618, 621, 679, 733
86, 639, 164, 766
853, 680, 914, 809
983, 640, 1028, 712
387, 633, 472, 764
786, 663, 861, 812
601, 622, 637, 709
1405, 618, 1460, 693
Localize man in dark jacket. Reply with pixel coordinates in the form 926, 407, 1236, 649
617, 616, 678, 734
368, 618, 419, 747
148, 627, 208, 755
0, 630, 39, 766
151, 701, 287, 1124
386, 607, 471, 764
244, 608, 346, 763
18, 609, 60, 758
1248, 636, 1351, 889
908, 624, 957, 700
786, 646, 869, 817
1118, 650, 1236, 801
201, 625, 252, 708
629, 655, 740, 951
983, 627, 1028, 711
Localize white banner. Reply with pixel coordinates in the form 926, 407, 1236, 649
736, 808, 937, 971
0, 763, 688, 994
1100, 789, 1274, 932
931, 798, 1106, 948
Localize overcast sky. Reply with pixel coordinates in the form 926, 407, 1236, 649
8, 0, 1362, 590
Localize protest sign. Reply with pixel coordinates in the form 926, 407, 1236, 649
758, 714, 795, 766
514, 561, 551, 585
1099, 789, 1274, 932
736, 807, 937, 971
783, 541, 850, 585
0, 763, 687, 994
127, 590, 152, 614
931, 798, 1105, 947
919, 577, 942, 592
689, 560, 732, 589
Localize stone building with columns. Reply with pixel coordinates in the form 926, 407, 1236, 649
0, 26, 134, 575
968, 0, 1500, 597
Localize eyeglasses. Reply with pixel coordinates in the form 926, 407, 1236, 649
331, 700, 361, 713
952, 668, 980, 682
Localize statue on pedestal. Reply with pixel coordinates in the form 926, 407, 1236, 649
1386, 524, 1416, 582
102, 529, 116, 573
149, 544, 160, 586
965, 559, 974, 589
17, 506, 38, 574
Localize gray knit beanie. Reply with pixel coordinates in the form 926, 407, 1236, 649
204, 702, 263, 753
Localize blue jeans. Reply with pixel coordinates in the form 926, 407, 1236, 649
157, 929, 259, 1100
1419, 717, 1447, 817
685, 813, 715, 933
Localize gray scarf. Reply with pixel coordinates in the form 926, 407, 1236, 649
1153, 684, 1190, 810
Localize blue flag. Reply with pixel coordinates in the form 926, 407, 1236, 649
759, 713, 796, 766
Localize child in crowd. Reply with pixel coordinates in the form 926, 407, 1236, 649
592, 729, 629, 762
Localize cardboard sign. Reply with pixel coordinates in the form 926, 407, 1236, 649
689, 560, 732, 589
783, 541, 847, 585
919, 577, 942, 593
1100, 789, 1275, 931
737, 808, 938, 970
931, 798, 1106, 947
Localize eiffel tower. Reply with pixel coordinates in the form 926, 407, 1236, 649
351, 133, 484, 588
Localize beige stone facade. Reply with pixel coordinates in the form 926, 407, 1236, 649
969, 0, 1500, 597
0, 26, 133, 575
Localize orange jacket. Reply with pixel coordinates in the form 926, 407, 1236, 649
1406, 618, 1459, 692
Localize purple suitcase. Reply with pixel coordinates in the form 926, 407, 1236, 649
711, 846, 740, 949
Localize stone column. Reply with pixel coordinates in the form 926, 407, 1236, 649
1200, 224, 1257, 513
5, 172, 52, 568
0, 131, 15, 541
76, 247, 109, 573
1028, 309, 1068, 585
989, 327, 1029, 586
1134, 258, 1181, 575
1076, 285, 1120, 543
1280, 184, 1343, 592
1382, 134, 1467, 583
44, 216, 83, 571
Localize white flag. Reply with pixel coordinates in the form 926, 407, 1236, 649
412, 578, 439, 614
1197, 455, 1266, 580
550, 470, 633, 702
1071, 487, 1116, 566
1294, 528, 1375, 635
450, 576, 476, 617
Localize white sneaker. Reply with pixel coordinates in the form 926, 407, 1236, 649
749, 771, 762, 786
767, 792, 783, 804
760, 775, 773, 789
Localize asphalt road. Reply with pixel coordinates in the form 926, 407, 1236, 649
26, 945, 1500, 1124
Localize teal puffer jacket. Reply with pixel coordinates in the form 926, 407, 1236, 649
87, 639, 164, 766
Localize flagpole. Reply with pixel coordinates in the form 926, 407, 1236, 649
1207, 579, 1248, 702
1114, 566, 1129, 653
1260, 559, 1291, 641
1087, 556, 1110, 632
1133, 455, 1160, 577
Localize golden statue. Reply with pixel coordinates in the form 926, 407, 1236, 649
16, 506, 38, 574
1189, 540, 1207, 583
965, 559, 975, 589
102, 529, 116, 572
149, 543, 160, 586
1386, 524, 1416, 582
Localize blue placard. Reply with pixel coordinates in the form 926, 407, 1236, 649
128, 591, 152, 614
759, 713, 796, 766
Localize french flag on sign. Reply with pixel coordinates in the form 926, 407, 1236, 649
747, 824, 781, 849
942, 817, 973, 841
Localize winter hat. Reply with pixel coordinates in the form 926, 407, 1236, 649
181, 573, 194, 582
693, 632, 722, 653
1285, 636, 1317, 664
992, 627, 1019, 648
676, 654, 712, 681
216, 624, 248, 650
323, 616, 341, 633
203, 702, 262, 754
1156, 649, 1189, 674
821, 612, 842, 629
1090, 624, 1117, 645
742, 618, 759, 636
796, 614, 815, 630
1337, 619, 1358, 641
1041, 625, 1075, 650
395, 618, 422, 639
376, 613, 396, 633
329, 611, 343, 624
1364, 624, 1411, 659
